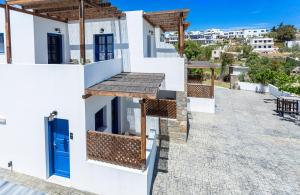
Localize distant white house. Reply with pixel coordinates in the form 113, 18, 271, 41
0, 1, 190, 195
211, 48, 224, 60
250, 38, 276, 53
167, 28, 270, 45
223, 28, 269, 39
285, 40, 300, 48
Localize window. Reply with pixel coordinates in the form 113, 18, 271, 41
268, 46, 272, 48
95, 106, 107, 131
94, 34, 114, 61
0, 33, 4, 54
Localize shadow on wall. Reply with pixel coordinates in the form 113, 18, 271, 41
150, 118, 170, 194
122, 98, 140, 135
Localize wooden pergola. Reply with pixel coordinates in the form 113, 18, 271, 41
3, 0, 124, 64
187, 61, 218, 98
85, 72, 165, 162
143, 9, 190, 57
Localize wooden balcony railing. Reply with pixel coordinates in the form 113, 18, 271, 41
187, 83, 214, 98
145, 99, 177, 119
87, 131, 145, 170
188, 74, 205, 84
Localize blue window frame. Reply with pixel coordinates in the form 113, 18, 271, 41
94, 34, 114, 62
0, 33, 4, 54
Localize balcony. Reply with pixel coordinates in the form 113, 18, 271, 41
87, 131, 145, 169
145, 99, 177, 119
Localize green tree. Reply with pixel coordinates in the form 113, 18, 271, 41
182, 40, 202, 61
241, 44, 253, 58
220, 53, 234, 80
271, 23, 297, 42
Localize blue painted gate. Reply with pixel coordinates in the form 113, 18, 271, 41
48, 119, 70, 178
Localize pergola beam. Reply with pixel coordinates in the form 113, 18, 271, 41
178, 12, 185, 57
34, 2, 111, 14
5, 3, 12, 64
140, 99, 146, 163
144, 9, 189, 32
6, 0, 124, 21
79, 0, 85, 65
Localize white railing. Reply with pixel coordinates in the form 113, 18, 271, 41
130, 57, 185, 92
84, 59, 122, 88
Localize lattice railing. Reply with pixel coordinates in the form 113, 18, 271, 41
188, 74, 203, 84
187, 84, 213, 98
145, 99, 177, 119
87, 131, 144, 169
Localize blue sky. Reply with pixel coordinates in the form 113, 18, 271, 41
1, 0, 299, 31
111, 0, 300, 31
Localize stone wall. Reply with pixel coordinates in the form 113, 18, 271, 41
159, 60, 188, 143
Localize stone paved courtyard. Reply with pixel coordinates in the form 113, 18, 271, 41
152, 88, 300, 195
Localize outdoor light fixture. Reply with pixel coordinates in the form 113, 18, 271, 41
100, 28, 105, 33
54, 28, 61, 33
48, 110, 58, 121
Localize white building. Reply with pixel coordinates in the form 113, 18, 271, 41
168, 28, 270, 45
250, 38, 275, 53
223, 28, 269, 39
285, 40, 300, 48
0, 1, 190, 195
243, 29, 269, 38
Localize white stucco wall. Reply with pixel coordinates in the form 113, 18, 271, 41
130, 58, 185, 92
120, 97, 160, 135
0, 61, 157, 195
269, 84, 292, 97
33, 16, 70, 64
188, 97, 215, 114
155, 27, 179, 58
238, 82, 269, 93
84, 59, 122, 88
126, 11, 144, 72
0, 63, 84, 179
6, 9, 35, 64
0, 8, 6, 64
68, 18, 129, 70
126, 11, 185, 92
143, 18, 156, 57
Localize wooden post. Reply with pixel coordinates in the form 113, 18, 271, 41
211, 68, 215, 98
140, 99, 146, 163
178, 12, 184, 57
79, 0, 86, 65
5, 4, 12, 64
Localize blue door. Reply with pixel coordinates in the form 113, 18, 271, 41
47, 33, 63, 64
48, 119, 70, 178
94, 34, 114, 61
111, 97, 119, 134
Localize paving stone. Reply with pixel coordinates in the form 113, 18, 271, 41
152, 88, 300, 195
